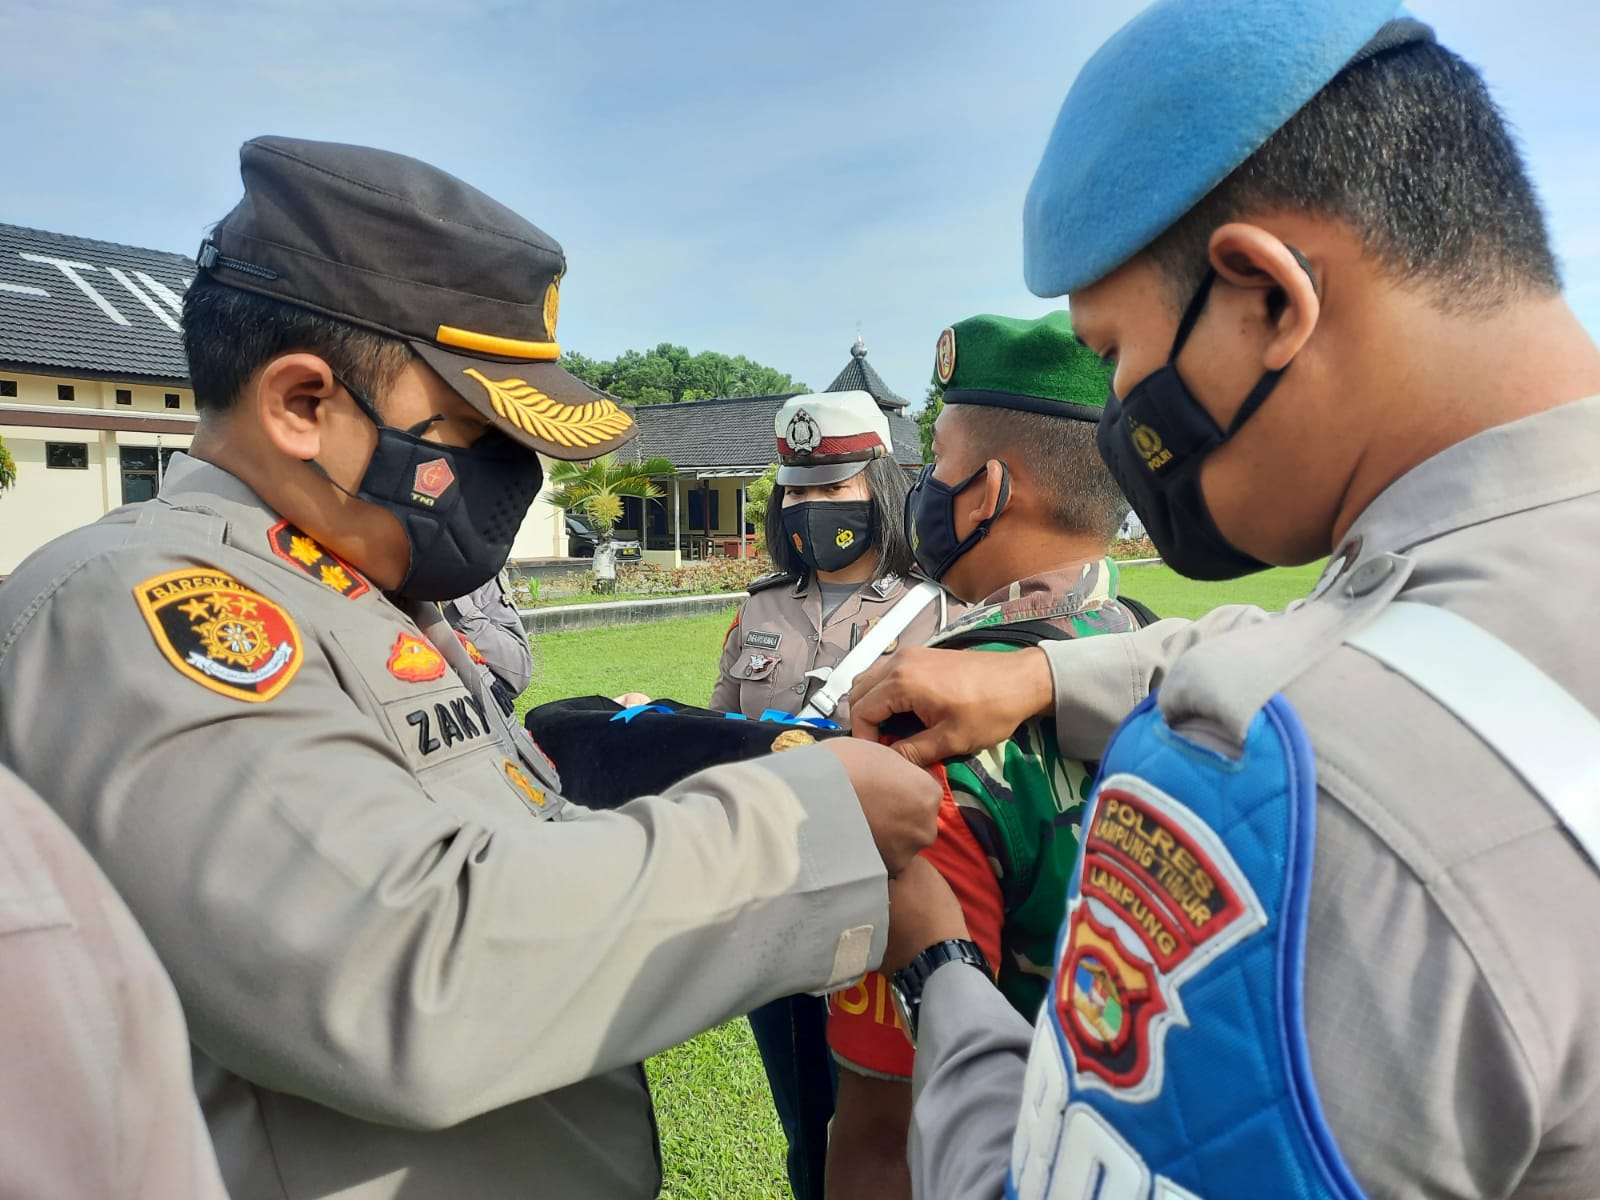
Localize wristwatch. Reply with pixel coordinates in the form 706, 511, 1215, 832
891, 939, 992, 1046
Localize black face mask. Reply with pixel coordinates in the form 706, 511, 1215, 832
323, 378, 544, 601
904, 461, 1010, 582
1095, 269, 1288, 581
780, 500, 875, 575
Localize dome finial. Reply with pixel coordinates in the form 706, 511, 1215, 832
851, 326, 867, 359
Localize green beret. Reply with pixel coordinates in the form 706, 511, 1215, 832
932, 311, 1113, 422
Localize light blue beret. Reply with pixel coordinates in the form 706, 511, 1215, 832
1023, 0, 1417, 297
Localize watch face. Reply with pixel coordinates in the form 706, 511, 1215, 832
891, 982, 918, 1047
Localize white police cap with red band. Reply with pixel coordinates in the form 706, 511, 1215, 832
774, 390, 892, 486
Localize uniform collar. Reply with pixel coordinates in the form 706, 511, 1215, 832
939, 558, 1119, 638
1347, 394, 1600, 553
1319, 395, 1600, 589
792, 569, 903, 600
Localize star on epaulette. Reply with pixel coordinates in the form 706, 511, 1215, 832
267, 520, 370, 599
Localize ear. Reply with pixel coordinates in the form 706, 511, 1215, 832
251, 353, 340, 461
962, 459, 1008, 525
1208, 223, 1321, 371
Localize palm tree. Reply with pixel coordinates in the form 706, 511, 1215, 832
0, 435, 16, 499
546, 452, 675, 588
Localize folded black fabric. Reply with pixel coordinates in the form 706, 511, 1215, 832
525, 696, 846, 811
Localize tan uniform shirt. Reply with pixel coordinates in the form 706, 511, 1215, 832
0, 765, 227, 1199
711, 571, 956, 725
0, 454, 889, 1200
910, 396, 1600, 1200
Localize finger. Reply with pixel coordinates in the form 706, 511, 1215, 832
889, 724, 966, 769
849, 674, 905, 742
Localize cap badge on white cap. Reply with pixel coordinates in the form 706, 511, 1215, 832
786, 409, 822, 455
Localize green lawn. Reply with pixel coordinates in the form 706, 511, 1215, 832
513, 563, 1323, 1198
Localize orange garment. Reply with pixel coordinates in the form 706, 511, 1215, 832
826, 765, 1004, 1078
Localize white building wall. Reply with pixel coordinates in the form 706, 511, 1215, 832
0, 369, 196, 574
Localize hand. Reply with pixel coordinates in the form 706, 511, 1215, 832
849, 645, 1054, 767
884, 855, 968, 973
612, 692, 652, 707
821, 739, 941, 877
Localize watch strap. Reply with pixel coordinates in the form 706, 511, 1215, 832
892, 938, 991, 1044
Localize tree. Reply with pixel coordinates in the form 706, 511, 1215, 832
0, 435, 15, 498
743, 463, 779, 550
546, 452, 676, 589
916, 385, 943, 462
558, 345, 807, 406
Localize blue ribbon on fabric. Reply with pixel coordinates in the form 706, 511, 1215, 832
609, 704, 839, 732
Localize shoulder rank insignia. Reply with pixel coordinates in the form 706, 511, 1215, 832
747, 571, 795, 596
388, 632, 448, 682
268, 520, 369, 599
504, 759, 546, 811
135, 568, 303, 703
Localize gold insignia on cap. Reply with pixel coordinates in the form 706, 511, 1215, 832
436, 325, 561, 360
543, 278, 561, 339
935, 327, 957, 385
771, 728, 816, 752
464, 368, 635, 449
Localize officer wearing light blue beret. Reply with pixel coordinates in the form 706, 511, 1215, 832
854, 3, 1600, 1197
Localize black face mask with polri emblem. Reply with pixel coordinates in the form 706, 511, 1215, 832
780, 501, 875, 574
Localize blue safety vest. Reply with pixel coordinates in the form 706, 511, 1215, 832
1006, 692, 1364, 1200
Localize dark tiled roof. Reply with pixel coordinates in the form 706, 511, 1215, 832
824, 336, 909, 409
629, 393, 923, 471
0, 223, 194, 383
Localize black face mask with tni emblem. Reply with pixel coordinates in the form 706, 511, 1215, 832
318, 377, 544, 601
780, 501, 875, 575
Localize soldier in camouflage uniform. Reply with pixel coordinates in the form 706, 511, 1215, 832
826, 313, 1143, 1199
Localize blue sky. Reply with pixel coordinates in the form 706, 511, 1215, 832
3, 0, 1595, 402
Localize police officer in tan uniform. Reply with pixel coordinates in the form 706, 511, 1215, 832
854, 6, 1600, 1198
0, 765, 228, 1200
712, 391, 953, 729
0, 136, 940, 1200
710, 388, 954, 1199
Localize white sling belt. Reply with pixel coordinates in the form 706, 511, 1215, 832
1346, 600, 1600, 872
797, 580, 944, 722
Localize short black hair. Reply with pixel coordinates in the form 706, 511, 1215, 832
182, 276, 414, 413
954, 406, 1128, 544
764, 455, 916, 579
1145, 41, 1560, 314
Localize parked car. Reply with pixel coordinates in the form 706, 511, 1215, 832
564, 514, 641, 561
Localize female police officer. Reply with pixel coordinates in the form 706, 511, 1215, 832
712, 390, 951, 728
710, 389, 954, 1200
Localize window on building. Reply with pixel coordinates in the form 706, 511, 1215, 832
0, 379, 16, 398
116, 388, 133, 405
164, 393, 181, 410
45, 442, 88, 470
686, 487, 720, 531
120, 446, 180, 503
57, 384, 75, 402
